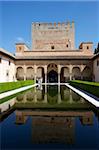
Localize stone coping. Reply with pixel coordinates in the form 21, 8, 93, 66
0, 48, 15, 59
65, 83, 99, 107
0, 84, 38, 99
15, 55, 93, 60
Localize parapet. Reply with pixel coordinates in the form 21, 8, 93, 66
16, 43, 29, 53
32, 21, 74, 30
79, 42, 93, 51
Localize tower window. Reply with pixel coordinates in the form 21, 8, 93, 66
66, 44, 68, 48
87, 46, 89, 49
97, 60, 99, 66
51, 46, 55, 49
9, 61, 11, 65
6, 71, 9, 76
19, 47, 22, 50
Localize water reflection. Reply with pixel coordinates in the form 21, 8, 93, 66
0, 85, 99, 149
15, 85, 87, 106
15, 109, 94, 145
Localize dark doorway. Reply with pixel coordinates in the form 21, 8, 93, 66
47, 70, 58, 83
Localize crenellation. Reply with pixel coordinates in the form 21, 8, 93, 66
32, 21, 74, 30
32, 21, 75, 50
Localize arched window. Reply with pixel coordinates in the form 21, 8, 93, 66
51, 45, 55, 49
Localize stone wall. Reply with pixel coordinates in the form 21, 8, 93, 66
32, 21, 75, 50
0, 51, 16, 82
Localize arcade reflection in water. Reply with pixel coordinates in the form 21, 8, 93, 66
15, 85, 85, 105
0, 85, 99, 149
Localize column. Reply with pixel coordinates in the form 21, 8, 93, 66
24, 65, 26, 81
69, 65, 72, 81
58, 84, 61, 104
58, 65, 61, 84
43, 84, 47, 103
34, 86, 37, 103
44, 65, 47, 84
69, 89, 73, 103
34, 65, 37, 83
81, 65, 85, 80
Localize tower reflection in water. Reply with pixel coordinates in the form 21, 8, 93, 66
14, 85, 94, 145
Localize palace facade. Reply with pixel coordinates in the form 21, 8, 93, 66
0, 21, 99, 82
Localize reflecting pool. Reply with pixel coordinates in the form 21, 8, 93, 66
0, 85, 99, 150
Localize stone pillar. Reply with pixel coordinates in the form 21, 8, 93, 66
81, 65, 85, 80
34, 86, 37, 103
69, 65, 72, 81
24, 65, 26, 81
69, 89, 73, 103
58, 65, 61, 83
58, 84, 61, 104
44, 65, 47, 83
34, 65, 37, 83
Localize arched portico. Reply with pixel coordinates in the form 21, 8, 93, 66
26, 67, 34, 80
72, 67, 81, 80
60, 67, 70, 82
47, 64, 58, 83
16, 67, 24, 80
37, 67, 45, 82
82, 66, 92, 81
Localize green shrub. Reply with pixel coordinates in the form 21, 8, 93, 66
0, 80, 35, 94
69, 80, 99, 97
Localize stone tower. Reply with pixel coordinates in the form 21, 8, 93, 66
32, 21, 75, 51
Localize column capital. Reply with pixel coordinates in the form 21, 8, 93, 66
58, 65, 61, 74
44, 65, 47, 74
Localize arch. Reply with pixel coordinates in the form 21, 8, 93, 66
26, 91, 34, 101
16, 94, 24, 101
60, 67, 70, 82
26, 67, 34, 80
37, 67, 45, 82
71, 91, 80, 102
47, 70, 58, 83
47, 63, 58, 73
72, 67, 81, 80
16, 67, 24, 80
47, 85, 58, 104
61, 86, 70, 101
47, 64, 58, 83
37, 90, 44, 101
82, 66, 92, 81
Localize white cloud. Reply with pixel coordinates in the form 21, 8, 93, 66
16, 37, 25, 43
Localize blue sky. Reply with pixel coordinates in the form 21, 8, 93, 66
0, 1, 99, 54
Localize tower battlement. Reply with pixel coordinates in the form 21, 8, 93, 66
32, 21, 75, 50
32, 21, 74, 30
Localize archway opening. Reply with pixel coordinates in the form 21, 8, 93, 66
72, 67, 81, 80
60, 67, 70, 82
26, 67, 34, 80
82, 66, 92, 81
37, 67, 45, 82
47, 70, 58, 83
16, 67, 24, 80
47, 63, 58, 83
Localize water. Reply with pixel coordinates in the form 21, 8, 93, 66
0, 85, 99, 150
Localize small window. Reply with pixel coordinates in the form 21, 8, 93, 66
51, 46, 55, 49
9, 61, 11, 65
66, 44, 68, 48
6, 71, 9, 76
87, 46, 89, 49
19, 47, 22, 50
97, 60, 99, 66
